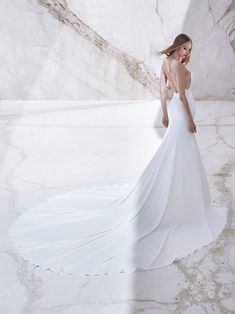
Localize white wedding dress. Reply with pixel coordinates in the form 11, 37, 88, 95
9, 72, 227, 276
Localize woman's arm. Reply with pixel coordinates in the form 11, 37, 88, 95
160, 63, 169, 128
175, 63, 196, 133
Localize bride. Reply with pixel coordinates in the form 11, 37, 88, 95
9, 33, 227, 276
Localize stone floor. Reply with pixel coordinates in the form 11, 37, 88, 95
0, 99, 234, 314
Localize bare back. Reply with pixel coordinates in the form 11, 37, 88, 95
163, 58, 191, 93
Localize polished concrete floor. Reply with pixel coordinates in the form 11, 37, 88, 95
0, 99, 234, 314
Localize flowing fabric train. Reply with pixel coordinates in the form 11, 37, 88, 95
9, 86, 227, 275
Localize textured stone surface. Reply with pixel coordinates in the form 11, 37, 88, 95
0, 1, 234, 100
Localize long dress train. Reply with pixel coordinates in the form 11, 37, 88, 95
9, 84, 227, 275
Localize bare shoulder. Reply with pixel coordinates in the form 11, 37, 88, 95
161, 58, 167, 74
173, 60, 185, 74
161, 57, 167, 68
173, 60, 184, 69
162, 57, 169, 71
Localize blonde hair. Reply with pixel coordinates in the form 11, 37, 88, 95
158, 33, 193, 65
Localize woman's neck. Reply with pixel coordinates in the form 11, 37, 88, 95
169, 51, 180, 61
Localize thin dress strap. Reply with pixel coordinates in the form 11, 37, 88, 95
166, 58, 178, 93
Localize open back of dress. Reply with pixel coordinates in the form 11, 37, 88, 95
165, 58, 191, 93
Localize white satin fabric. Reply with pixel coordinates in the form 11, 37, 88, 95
9, 86, 227, 275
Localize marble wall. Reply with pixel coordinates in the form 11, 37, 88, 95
0, 0, 234, 100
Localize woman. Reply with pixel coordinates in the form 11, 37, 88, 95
159, 34, 196, 134
9, 34, 227, 276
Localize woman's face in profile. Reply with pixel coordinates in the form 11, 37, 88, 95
177, 41, 192, 58
177, 41, 192, 64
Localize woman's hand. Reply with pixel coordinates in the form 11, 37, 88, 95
162, 113, 169, 128
188, 119, 197, 133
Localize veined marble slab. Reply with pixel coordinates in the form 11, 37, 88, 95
0, 1, 234, 100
